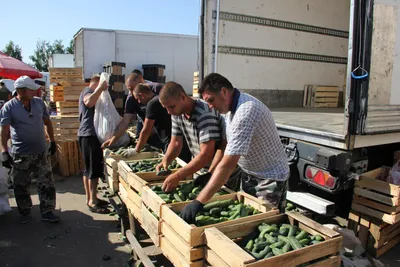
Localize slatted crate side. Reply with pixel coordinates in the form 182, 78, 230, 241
160, 192, 279, 248
348, 210, 400, 258
352, 166, 400, 224
105, 151, 161, 162
141, 202, 161, 247
204, 212, 342, 267
119, 178, 142, 223
56, 140, 83, 176
57, 107, 79, 116
49, 68, 83, 83
160, 236, 204, 267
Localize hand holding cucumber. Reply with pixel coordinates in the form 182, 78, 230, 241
162, 173, 181, 192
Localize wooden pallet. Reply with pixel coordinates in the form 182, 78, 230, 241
50, 84, 85, 102
56, 101, 79, 115
204, 212, 342, 267
51, 115, 79, 141
352, 167, 400, 224
160, 192, 279, 247
303, 85, 339, 108
56, 140, 83, 176
348, 210, 400, 258
49, 68, 83, 83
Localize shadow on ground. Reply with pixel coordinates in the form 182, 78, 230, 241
0, 176, 132, 267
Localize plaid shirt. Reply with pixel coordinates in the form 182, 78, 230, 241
171, 99, 225, 158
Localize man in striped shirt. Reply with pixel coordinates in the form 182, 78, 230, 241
157, 82, 226, 192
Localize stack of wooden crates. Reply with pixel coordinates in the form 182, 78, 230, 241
103, 61, 126, 115
348, 156, 400, 258
193, 71, 199, 97
49, 68, 86, 176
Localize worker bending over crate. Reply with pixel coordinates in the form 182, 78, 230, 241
180, 73, 290, 223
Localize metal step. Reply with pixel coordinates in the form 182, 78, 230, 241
287, 191, 335, 216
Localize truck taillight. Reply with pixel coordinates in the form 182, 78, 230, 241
305, 166, 337, 189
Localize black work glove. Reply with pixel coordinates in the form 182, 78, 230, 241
49, 141, 57, 156
2, 151, 13, 169
180, 200, 204, 224
193, 172, 212, 187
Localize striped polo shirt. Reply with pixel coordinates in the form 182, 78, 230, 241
171, 99, 225, 157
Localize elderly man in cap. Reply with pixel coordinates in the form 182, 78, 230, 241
0, 76, 59, 224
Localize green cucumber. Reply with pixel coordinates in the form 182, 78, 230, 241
314, 235, 324, 241
288, 237, 303, 250
299, 238, 311, 246
282, 242, 292, 253
245, 240, 254, 250
288, 225, 298, 237
295, 230, 308, 240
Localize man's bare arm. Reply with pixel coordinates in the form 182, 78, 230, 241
43, 118, 55, 142
197, 155, 240, 203
208, 138, 227, 173
1, 125, 10, 152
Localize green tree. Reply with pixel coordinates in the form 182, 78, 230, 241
3, 41, 22, 61
65, 40, 74, 54
29, 39, 71, 72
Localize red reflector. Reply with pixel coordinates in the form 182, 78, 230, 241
326, 176, 336, 189
313, 171, 326, 186
306, 167, 313, 179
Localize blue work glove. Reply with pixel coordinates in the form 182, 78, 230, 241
49, 141, 57, 156
193, 172, 212, 187
180, 200, 204, 224
1, 151, 13, 169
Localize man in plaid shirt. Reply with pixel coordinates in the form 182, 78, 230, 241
157, 81, 226, 192
180, 73, 290, 223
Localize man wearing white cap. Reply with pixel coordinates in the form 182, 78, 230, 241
0, 76, 59, 224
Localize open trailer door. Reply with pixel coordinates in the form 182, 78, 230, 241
349, 0, 400, 136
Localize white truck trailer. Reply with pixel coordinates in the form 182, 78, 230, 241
200, 0, 400, 216
73, 28, 198, 94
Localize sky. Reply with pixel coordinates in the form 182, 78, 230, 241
1, 0, 200, 63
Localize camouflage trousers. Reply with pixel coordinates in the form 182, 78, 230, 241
11, 152, 56, 215
226, 166, 288, 212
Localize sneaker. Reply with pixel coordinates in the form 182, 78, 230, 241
41, 211, 61, 223
20, 214, 32, 224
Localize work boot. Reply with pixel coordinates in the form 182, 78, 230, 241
41, 211, 60, 223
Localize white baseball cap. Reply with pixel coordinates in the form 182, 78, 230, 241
14, 76, 41, 90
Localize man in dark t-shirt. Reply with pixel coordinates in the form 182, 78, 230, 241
130, 84, 171, 153
102, 73, 163, 149
78, 75, 110, 214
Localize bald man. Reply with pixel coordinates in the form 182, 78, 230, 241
102, 73, 164, 151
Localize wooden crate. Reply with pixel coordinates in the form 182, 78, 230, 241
160, 192, 279, 248
142, 182, 234, 217
117, 158, 188, 194
51, 115, 79, 141
204, 212, 342, 267
49, 67, 83, 83
56, 101, 79, 115
352, 167, 400, 224
348, 210, 400, 258
141, 182, 235, 248
50, 82, 86, 102
303, 85, 339, 108
104, 152, 163, 194
56, 140, 83, 176
119, 178, 142, 224
160, 236, 204, 267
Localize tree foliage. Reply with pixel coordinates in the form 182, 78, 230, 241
29, 39, 74, 72
3, 41, 22, 61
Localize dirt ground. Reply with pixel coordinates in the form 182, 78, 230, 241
1, 175, 400, 267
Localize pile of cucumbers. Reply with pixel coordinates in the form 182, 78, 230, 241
194, 199, 261, 226
241, 222, 325, 260
151, 182, 227, 204
128, 159, 180, 173
112, 143, 159, 155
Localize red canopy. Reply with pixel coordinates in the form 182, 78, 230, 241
0, 51, 43, 80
